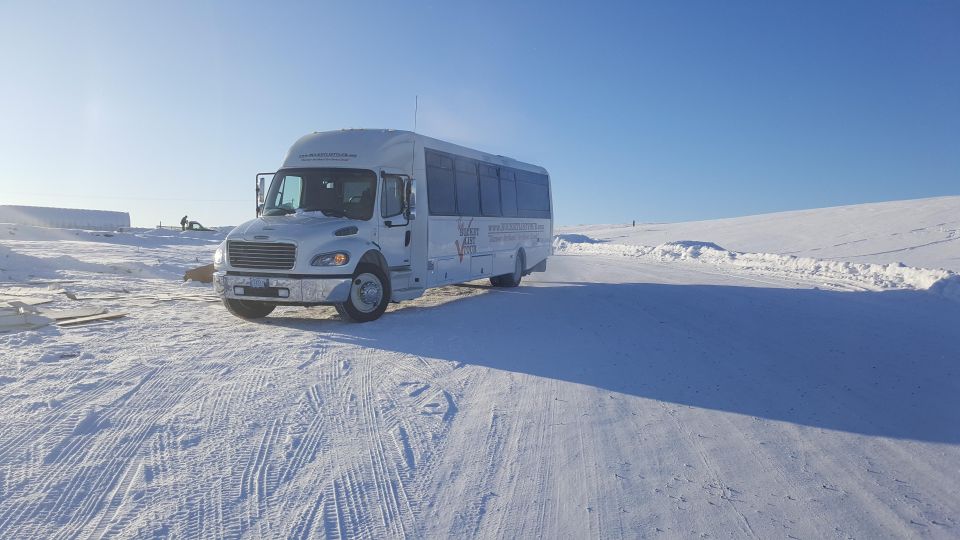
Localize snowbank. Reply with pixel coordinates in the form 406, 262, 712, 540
0, 243, 176, 280
0, 223, 227, 246
0, 223, 224, 282
554, 235, 960, 300
559, 196, 960, 272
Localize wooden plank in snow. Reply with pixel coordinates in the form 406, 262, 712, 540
57, 312, 127, 326
38, 307, 107, 321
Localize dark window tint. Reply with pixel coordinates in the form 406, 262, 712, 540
516, 170, 551, 218
427, 151, 451, 169
427, 149, 549, 218
426, 150, 456, 215
517, 182, 550, 210
480, 172, 501, 216
500, 168, 518, 217
456, 158, 476, 173
455, 157, 480, 216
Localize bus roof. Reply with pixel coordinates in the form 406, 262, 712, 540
282, 129, 548, 175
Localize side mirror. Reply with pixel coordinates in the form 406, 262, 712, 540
255, 172, 273, 216
404, 179, 416, 220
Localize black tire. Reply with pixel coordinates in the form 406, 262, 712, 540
337, 263, 390, 322
223, 298, 275, 319
490, 251, 524, 288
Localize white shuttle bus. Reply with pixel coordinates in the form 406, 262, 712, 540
213, 129, 553, 322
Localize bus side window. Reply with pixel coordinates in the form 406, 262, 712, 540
426, 150, 456, 215
455, 158, 480, 216
500, 168, 518, 217
515, 171, 551, 218
480, 165, 501, 217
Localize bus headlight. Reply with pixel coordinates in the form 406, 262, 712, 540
214, 245, 225, 267
311, 251, 350, 266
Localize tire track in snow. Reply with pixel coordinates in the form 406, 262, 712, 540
288, 491, 325, 540
449, 402, 508, 537
83, 456, 143, 539
2, 279, 467, 538
351, 351, 411, 538
297, 349, 461, 539
465, 374, 561, 539
575, 397, 605, 539
1, 362, 195, 538
277, 386, 329, 486
532, 384, 560, 536
660, 402, 758, 539
46, 366, 193, 537
0, 326, 290, 539
239, 417, 283, 536
0, 362, 155, 468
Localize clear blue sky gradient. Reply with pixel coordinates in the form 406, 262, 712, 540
1, 1, 957, 227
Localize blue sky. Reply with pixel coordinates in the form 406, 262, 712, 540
1, 1, 957, 227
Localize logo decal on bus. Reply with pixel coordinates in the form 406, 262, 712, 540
298, 152, 358, 162
455, 218, 478, 262
487, 222, 545, 244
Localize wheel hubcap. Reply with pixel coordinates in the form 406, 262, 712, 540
351, 273, 383, 313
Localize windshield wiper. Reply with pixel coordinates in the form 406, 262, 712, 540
263, 207, 295, 216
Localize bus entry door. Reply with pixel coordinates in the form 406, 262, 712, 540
378, 172, 412, 278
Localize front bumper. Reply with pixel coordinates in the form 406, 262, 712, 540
214, 271, 351, 304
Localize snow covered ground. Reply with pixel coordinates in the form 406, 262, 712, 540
1, 199, 959, 538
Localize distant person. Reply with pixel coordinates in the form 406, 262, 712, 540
180, 215, 188, 231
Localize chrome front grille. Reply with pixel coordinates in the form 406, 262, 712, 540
227, 241, 296, 270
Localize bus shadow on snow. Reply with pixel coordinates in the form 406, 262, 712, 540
322, 280, 960, 444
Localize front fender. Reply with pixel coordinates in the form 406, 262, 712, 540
303, 237, 380, 275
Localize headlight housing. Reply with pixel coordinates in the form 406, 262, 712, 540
214, 244, 225, 267
311, 251, 350, 266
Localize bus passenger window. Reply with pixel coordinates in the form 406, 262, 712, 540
480, 174, 501, 216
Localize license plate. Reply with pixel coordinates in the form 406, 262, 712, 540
250, 277, 269, 288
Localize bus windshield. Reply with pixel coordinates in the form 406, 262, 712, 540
262, 168, 377, 220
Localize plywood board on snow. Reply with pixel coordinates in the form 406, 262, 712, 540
0, 296, 54, 307
0, 311, 53, 332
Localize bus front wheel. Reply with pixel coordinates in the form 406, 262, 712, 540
336, 264, 390, 322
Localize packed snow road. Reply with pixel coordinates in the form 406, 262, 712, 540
2, 248, 959, 537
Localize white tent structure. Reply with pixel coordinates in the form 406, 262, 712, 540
0, 205, 130, 231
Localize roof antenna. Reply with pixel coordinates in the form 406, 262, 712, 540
413, 95, 419, 133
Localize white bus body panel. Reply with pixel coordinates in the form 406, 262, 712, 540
425, 216, 550, 286
216, 129, 552, 307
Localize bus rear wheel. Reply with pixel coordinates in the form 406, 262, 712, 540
336, 264, 390, 322
223, 298, 275, 319
491, 251, 524, 288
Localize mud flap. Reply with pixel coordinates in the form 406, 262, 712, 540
529, 258, 547, 273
